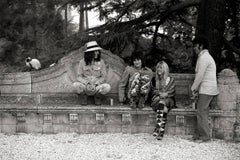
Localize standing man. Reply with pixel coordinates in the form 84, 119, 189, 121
191, 36, 219, 142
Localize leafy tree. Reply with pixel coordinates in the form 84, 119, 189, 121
80, 0, 240, 72
1, 0, 240, 74
0, 0, 65, 70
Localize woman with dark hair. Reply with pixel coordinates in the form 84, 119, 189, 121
150, 61, 176, 140
73, 41, 111, 105
119, 52, 153, 109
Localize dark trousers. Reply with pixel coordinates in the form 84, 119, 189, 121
194, 94, 213, 140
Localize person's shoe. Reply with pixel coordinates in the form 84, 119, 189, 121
138, 96, 145, 109
156, 134, 163, 140
190, 135, 200, 141
80, 94, 88, 105
194, 139, 210, 143
152, 127, 159, 137
94, 94, 102, 105
191, 136, 210, 143
130, 101, 137, 109
194, 139, 204, 143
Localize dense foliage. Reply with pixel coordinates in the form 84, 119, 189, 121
0, 0, 239, 74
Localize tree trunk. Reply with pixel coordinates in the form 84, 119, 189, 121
85, 2, 89, 30
195, 0, 226, 69
64, 5, 68, 37
79, 2, 85, 32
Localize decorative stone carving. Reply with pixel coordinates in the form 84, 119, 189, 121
17, 113, 26, 122
176, 115, 184, 126
43, 114, 52, 123
96, 113, 105, 124
62, 47, 126, 94
122, 113, 131, 125
0, 45, 126, 94
69, 113, 78, 122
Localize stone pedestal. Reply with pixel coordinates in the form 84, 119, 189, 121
217, 69, 239, 110
234, 90, 240, 142
217, 69, 239, 141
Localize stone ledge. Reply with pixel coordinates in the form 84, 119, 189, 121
0, 104, 237, 141
0, 104, 225, 116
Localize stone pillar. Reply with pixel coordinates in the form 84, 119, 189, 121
216, 69, 239, 141
234, 87, 240, 142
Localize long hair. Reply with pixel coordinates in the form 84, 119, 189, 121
94, 50, 101, 62
84, 50, 101, 65
84, 51, 95, 66
130, 51, 146, 68
155, 61, 169, 90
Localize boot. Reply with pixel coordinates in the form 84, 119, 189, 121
129, 98, 137, 109
80, 94, 88, 105
156, 134, 163, 140
153, 125, 159, 137
138, 96, 145, 109
94, 94, 102, 105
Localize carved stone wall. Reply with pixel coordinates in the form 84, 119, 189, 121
0, 46, 195, 106
0, 46, 126, 94
61, 47, 126, 94
1, 50, 240, 142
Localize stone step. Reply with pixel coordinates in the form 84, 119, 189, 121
0, 104, 223, 116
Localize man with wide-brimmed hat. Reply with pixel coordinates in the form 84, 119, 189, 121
73, 41, 111, 105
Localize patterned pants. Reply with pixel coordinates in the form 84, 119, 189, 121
73, 82, 111, 95
128, 72, 151, 103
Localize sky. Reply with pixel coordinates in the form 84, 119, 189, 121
71, 9, 104, 28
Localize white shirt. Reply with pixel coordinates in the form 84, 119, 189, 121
191, 49, 219, 95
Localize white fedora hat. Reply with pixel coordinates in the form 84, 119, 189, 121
84, 41, 102, 53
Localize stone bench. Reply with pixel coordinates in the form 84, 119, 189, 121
0, 45, 239, 141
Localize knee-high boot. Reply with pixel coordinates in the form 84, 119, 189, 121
156, 110, 167, 140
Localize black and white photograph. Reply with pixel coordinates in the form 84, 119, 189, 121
0, 0, 240, 159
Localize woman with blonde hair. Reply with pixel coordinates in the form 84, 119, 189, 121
150, 61, 176, 140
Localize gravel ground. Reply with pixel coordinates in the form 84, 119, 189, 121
0, 133, 239, 160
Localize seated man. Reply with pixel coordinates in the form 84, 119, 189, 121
118, 51, 153, 109
73, 41, 111, 105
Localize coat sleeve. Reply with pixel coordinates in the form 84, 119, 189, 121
191, 56, 208, 91
118, 66, 130, 98
166, 78, 175, 98
76, 60, 88, 84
